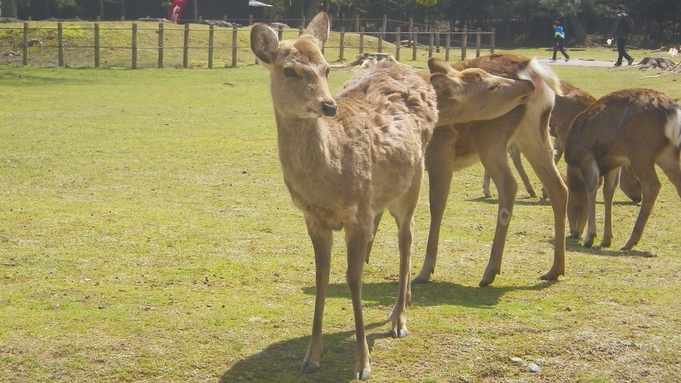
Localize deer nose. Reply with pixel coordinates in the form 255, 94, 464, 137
322, 102, 337, 116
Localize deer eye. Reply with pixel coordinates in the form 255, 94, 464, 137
284, 68, 297, 77
488, 84, 500, 91
325, 68, 330, 78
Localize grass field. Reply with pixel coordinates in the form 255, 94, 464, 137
1, 48, 681, 383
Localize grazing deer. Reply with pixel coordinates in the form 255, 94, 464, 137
250, 12, 439, 380
414, 54, 568, 287
482, 81, 642, 203
564, 88, 681, 249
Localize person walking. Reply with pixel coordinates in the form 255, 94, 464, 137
551, 21, 570, 62
610, 4, 634, 66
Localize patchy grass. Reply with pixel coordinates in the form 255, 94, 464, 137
1, 59, 681, 383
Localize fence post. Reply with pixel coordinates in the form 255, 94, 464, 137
359, 27, 364, 55
428, 28, 434, 58
22, 22, 27, 65
445, 30, 450, 61
395, 27, 401, 61
382, 14, 387, 34
378, 28, 383, 53
132, 23, 137, 69
436, 27, 440, 53
461, 26, 467, 60
277, 25, 283, 41
158, 23, 164, 68
208, 24, 214, 69
354, 14, 359, 32
476, 27, 481, 57
298, 26, 303, 37
339, 27, 345, 61
183, 23, 190, 68
94, 23, 100, 68
232, 25, 238, 68
412, 27, 418, 61
490, 28, 495, 54
57, 23, 64, 67
248, 15, 253, 25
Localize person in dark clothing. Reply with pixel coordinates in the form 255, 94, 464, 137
610, 4, 634, 66
551, 21, 570, 62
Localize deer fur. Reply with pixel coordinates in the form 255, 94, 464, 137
564, 88, 681, 249
482, 80, 641, 202
414, 54, 568, 287
250, 12, 438, 380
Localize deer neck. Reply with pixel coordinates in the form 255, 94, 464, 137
273, 112, 334, 175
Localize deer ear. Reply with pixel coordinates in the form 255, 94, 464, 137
251, 23, 279, 65
304, 12, 330, 47
428, 57, 457, 74
430, 73, 464, 98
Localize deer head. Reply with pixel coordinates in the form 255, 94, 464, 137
250, 13, 337, 119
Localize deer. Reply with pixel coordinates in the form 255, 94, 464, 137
250, 13, 541, 380
414, 54, 568, 287
250, 13, 436, 379
564, 88, 681, 249
482, 80, 642, 203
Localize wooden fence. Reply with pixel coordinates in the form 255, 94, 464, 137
0, 22, 495, 69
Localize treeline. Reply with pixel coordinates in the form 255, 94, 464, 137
2, 0, 680, 47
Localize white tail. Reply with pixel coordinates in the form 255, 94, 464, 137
414, 54, 568, 287
251, 12, 438, 380
565, 88, 681, 249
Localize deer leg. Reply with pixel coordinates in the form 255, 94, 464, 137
656, 146, 681, 200
386, 167, 422, 338
345, 216, 373, 380
581, 160, 600, 248
365, 212, 384, 263
482, 170, 492, 197
542, 136, 564, 199
509, 143, 537, 198
414, 127, 457, 284
601, 168, 621, 247
301, 221, 333, 375
478, 144, 517, 287
514, 125, 567, 280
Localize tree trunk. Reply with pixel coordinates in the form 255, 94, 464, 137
194, 0, 198, 22
121, 0, 125, 20
568, 14, 587, 44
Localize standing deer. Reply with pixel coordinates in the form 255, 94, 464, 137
250, 13, 437, 379
564, 88, 681, 249
414, 54, 568, 287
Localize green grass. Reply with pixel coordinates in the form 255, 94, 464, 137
1, 54, 681, 383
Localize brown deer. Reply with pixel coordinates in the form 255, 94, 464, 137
482, 81, 642, 202
564, 88, 681, 249
250, 13, 436, 379
414, 54, 568, 287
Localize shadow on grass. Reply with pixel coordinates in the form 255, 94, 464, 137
565, 236, 656, 258
218, 321, 390, 383
304, 280, 556, 309
219, 281, 555, 383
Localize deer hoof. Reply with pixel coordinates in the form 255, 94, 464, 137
354, 368, 371, 380
300, 361, 320, 374
391, 327, 408, 338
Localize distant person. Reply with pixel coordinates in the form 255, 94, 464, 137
551, 21, 570, 62
610, 4, 634, 66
